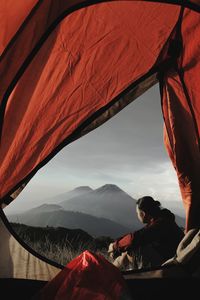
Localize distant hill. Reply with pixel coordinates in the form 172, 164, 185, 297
32, 184, 185, 230
27, 204, 63, 213
8, 204, 130, 238
174, 214, 185, 228
11, 222, 94, 248
42, 186, 93, 204
10, 223, 114, 265
57, 184, 141, 230
7, 184, 186, 238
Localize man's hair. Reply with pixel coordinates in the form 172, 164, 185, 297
136, 196, 161, 217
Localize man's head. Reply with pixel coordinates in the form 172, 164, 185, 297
136, 196, 161, 224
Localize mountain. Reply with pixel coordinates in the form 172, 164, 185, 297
7, 185, 185, 238
41, 186, 93, 204
28, 204, 62, 213
8, 204, 130, 238
11, 222, 94, 248
45, 184, 185, 230
174, 214, 185, 228
58, 184, 141, 230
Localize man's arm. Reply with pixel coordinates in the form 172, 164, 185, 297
113, 233, 135, 252
112, 220, 166, 253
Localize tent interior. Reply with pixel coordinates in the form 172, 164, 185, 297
1, 0, 200, 299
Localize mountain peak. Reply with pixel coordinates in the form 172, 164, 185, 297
72, 186, 93, 193
29, 204, 62, 213
95, 184, 123, 193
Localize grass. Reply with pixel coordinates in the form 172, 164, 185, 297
13, 225, 113, 266
29, 236, 111, 265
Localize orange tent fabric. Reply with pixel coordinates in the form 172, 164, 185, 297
161, 8, 200, 230
0, 0, 38, 55
0, 1, 200, 232
0, 1, 180, 198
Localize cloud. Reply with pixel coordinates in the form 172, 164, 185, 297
126, 161, 181, 202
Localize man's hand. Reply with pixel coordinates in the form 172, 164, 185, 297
108, 243, 115, 258
113, 251, 128, 269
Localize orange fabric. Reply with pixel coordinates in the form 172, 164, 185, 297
162, 9, 200, 231
36, 250, 128, 300
0, 0, 198, 58
1, 1, 200, 232
0, 0, 82, 108
0, 2, 179, 200
0, 0, 38, 56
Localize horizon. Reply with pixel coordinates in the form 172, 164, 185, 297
5, 182, 185, 218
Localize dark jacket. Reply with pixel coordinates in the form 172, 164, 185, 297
113, 209, 184, 261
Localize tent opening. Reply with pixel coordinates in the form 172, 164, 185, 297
4, 84, 185, 268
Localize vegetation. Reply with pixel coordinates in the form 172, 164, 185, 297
11, 223, 114, 265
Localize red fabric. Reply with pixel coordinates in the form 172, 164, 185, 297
0, 0, 38, 55
114, 233, 135, 252
0, 2, 179, 200
162, 9, 200, 231
1, 1, 200, 233
0, 0, 82, 107
36, 251, 128, 300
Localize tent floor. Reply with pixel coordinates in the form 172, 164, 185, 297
0, 278, 47, 300
0, 277, 199, 299
126, 278, 199, 300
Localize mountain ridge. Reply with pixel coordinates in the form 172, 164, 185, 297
7, 184, 186, 236
8, 207, 130, 238
58, 184, 141, 229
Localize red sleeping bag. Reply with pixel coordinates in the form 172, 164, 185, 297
35, 250, 130, 300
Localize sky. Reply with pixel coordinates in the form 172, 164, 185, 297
5, 84, 185, 215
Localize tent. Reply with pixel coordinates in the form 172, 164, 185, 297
0, 0, 200, 299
